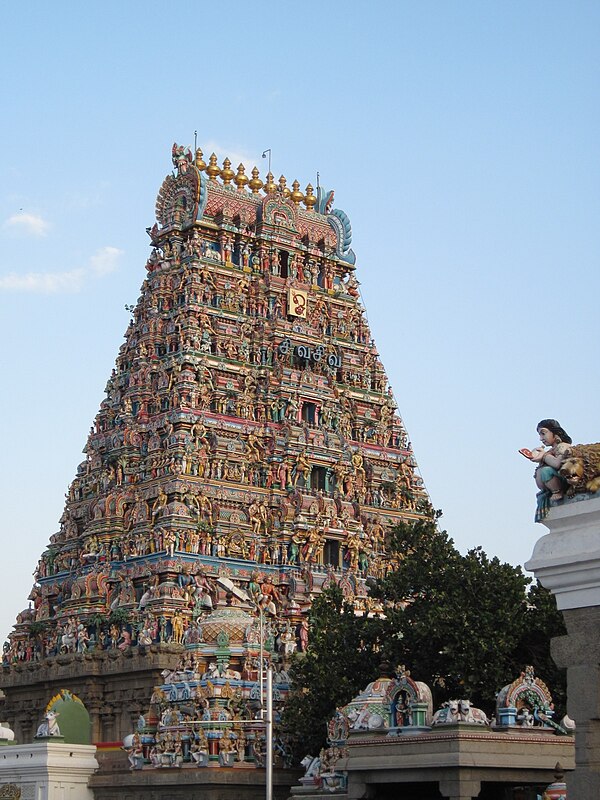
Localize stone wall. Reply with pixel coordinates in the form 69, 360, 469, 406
0, 645, 182, 744
90, 765, 301, 800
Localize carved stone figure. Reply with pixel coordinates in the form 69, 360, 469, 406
0, 721, 15, 742
559, 443, 600, 496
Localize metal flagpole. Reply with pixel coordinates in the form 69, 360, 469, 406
266, 665, 273, 800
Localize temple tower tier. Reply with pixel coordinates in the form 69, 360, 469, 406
1, 142, 430, 744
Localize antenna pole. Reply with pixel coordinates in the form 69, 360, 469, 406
262, 148, 272, 174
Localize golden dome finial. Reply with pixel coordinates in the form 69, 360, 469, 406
221, 157, 235, 185
263, 171, 277, 195
290, 179, 304, 206
304, 183, 316, 211
206, 153, 220, 181
195, 148, 206, 171
248, 167, 263, 194
234, 163, 249, 191
278, 175, 290, 197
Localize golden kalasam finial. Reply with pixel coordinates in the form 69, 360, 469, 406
248, 167, 263, 194
304, 183, 316, 211
290, 180, 304, 206
263, 171, 277, 194
234, 163, 249, 191
221, 158, 235, 185
278, 175, 290, 197
206, 153, 220, 181
195, 148, 206, 171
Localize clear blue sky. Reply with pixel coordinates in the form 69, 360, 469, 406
1, 1, 599, 642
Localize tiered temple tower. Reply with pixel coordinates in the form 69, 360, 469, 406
1, 143, 430, 745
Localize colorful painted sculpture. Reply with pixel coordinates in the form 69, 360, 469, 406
125, 600, 292, 769
334, 664, 433, 738
540, 764, 568, 799
35, 711, 61, 739
521, 419, 600, 521
559, 444, 600, 496
431, 699, 490, 726
1, 142, 431, 744
495, 665, 567, 733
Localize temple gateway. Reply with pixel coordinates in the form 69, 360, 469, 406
1, 143, 430, 748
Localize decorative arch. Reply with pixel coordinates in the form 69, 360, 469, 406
260, 196, 299, 234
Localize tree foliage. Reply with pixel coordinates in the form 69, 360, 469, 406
282, 586, 383, 759
284, 512, 566, 758
514, 579, 567, 714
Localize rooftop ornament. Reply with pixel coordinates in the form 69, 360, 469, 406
495, 665, 568, 734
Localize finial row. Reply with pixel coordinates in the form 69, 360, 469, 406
195, 149, 317, 210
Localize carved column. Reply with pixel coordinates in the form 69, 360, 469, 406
84, 699, 103, 743
99, 707, 116, 742
525, 495, 600, 797
84, 679, 105, 743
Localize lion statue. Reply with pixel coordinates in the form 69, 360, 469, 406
559, 443, 600, 496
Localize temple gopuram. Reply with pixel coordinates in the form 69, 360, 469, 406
0, 143, 430, 749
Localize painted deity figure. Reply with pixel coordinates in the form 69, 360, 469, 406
249, 500, 262, 535
258, 575, 281, 615
191, 728, 209, 765
287, 530, 304, 565
293, 451, 310, 487
521, 419, 573, 518
297, 618, 309, 652
218, 733, 235, 765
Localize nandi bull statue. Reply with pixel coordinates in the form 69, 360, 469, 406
0, 721, 15, 743
431, 698, 490, 726
35, 710, 61, 738
300, 753, 322, 785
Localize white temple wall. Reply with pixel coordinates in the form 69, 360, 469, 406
0, 742, 98, 800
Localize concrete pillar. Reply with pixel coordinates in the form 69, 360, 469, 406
552, 607, 600, 797
346, 778, 375, 799
525, 495, 600, 798
439, 777, 481, 799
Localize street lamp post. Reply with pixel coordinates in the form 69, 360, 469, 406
258, 605, 273, 800
266, 665, 273, 800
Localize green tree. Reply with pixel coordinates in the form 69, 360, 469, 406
286, 513, 567, 755
108, 607, 130, 627
282, 586, 383, 759
515, 581, 567, 718
373, 514, 534, 712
